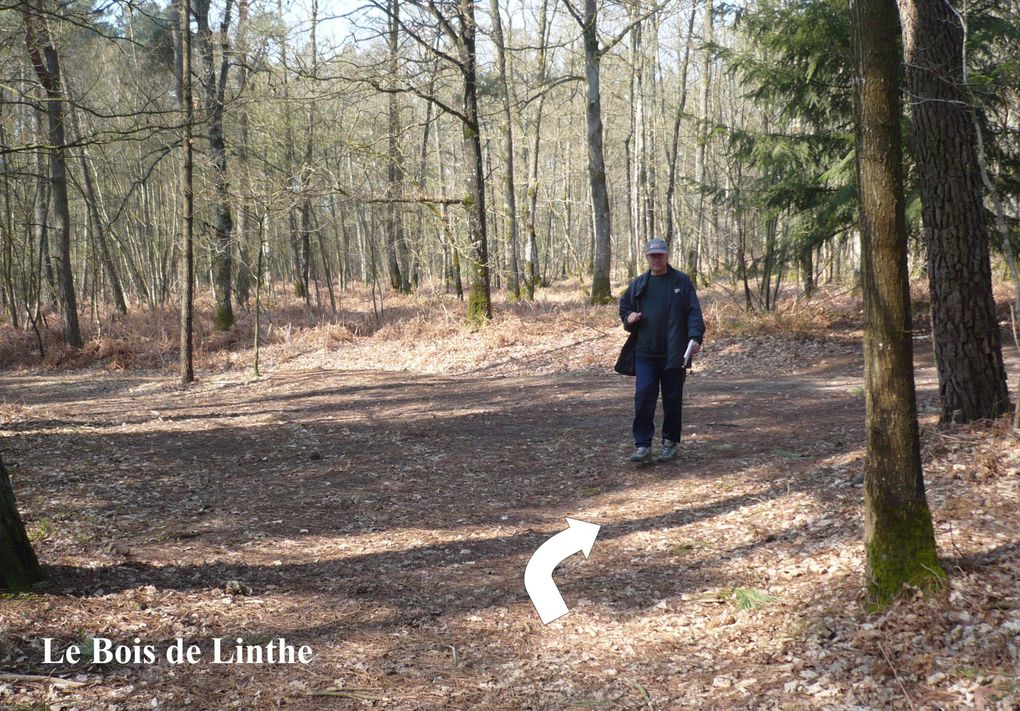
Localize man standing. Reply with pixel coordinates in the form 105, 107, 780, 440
615, 239, 705, 463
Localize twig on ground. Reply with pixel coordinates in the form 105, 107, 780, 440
877, 642, 916, 710
0, 673, 85, 688
310, 688, 385, 700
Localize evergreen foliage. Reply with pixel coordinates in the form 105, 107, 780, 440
715, 0, 858, 271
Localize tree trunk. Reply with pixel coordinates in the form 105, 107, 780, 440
800, 246, 814, 298
0, 454, 41, 591
64, 78, 128, 316
690, 0, 713, 287
898, 0, 1009, 424
22, 0, 82, 348
386, 0, 409, 294
489, 0, 521, 301
665, 8, 697, 249
233, 0, 252, 309
581, 0, 612, 304
460, 0, 492, 324
851, 0, 943, 605
521, 0, 551, 300
175, 0, 195, 383
194, 0, 236, 330
628, 12, 646, 273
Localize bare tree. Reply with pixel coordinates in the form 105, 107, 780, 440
175, 0, 196, 383
488, 0, 522, 300
21, 0, 82, 347
194, 0, 238, 330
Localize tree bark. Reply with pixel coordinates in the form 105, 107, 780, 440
0, 453, 41, 591
521, 0, 551, 300
580, 0, 612, 304
386, 0, 409, 294
194, 0, 236, 330
665, 8, 697, 249
175, 0, 195, 383
898, 0, 1009, 423
459, 0, 492, 323
489, 0, 521, 301
233, 0, 252, 308
690, 0, 713, 287
851, 0, 943, 605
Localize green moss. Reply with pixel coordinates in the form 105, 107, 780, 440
466, 285, 491, 328
865, 498, 946, 609
214, 303, 234, 331
589, 276, 613, 305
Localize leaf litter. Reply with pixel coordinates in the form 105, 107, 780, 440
0, 286, 1018, 709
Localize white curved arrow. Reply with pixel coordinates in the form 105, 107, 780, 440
524, 518, 602, 624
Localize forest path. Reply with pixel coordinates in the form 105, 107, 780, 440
1, 343, 1017, 709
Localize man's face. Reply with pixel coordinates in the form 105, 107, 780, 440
646, 252, 668, 270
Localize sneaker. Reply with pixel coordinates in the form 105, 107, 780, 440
629, 446, 652, 463
657, 439, 679, 463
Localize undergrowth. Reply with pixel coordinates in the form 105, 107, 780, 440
0, 277, 1009, 373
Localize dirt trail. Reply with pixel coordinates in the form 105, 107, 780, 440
1, 341, 1018, 709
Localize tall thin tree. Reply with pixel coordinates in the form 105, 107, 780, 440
850, 0, 943, 604
175, 0, 196, 383
21, 0, 82, 347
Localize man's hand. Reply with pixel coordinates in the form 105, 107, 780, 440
626, 312, 643, 325
690, 341, 701, 356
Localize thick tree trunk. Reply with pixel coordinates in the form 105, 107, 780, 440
582, 0, 612, 304
460, 0, 492, 324
851, 0, 943, 605
22, 0, 82, 347
898, 0, 1009, 424
0, 454, 41, 591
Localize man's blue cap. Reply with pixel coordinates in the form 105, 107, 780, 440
646, 238, 669, 255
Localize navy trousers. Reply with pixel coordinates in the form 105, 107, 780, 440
633, 355, 686, 447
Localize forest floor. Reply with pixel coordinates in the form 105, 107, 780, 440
1, 282, 1019, 710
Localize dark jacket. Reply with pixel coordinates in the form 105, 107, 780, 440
614, 266, 705, 376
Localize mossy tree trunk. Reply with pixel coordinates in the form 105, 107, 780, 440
1, 454, 41, 591
850, 0, 944, 606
